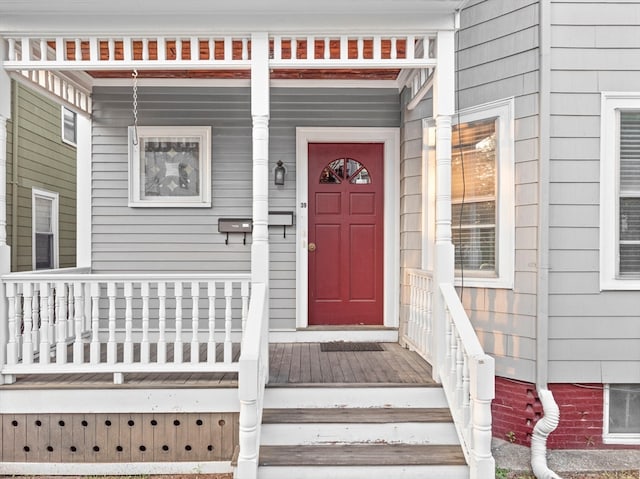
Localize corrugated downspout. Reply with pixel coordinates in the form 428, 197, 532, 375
535, 0, 562, 478
531, 389, 562, 479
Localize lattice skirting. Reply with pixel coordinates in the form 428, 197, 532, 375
1, 412, 239, 462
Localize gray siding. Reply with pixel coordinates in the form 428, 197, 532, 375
91, 86, 400, 330
6, 81, 77, 271
456, 0, 540, 382
547, 0, 640, 383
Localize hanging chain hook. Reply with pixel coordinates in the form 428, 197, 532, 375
132, 69, 139, 146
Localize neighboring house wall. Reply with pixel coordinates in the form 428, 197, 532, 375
5, 80, 77, 271
547, 1, 640, 384
91, 85, 400, 330
456, 0, 540, 383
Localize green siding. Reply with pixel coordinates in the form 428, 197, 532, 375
6, 81, 77, 271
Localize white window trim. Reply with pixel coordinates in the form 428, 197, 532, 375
447, 97, 515, 289
61, 106, 77, 147
603, 384, 640, 445
600, 92, 640, 290
32, 188, 59, 270
128, 125, 212, 208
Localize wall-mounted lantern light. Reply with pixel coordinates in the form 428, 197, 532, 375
274, 160, 286, 186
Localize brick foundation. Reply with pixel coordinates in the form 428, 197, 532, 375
492, 377, 639, 449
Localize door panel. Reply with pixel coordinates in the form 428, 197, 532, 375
308, 142, 384, 325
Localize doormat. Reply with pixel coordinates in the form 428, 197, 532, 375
320, 342, 384, 352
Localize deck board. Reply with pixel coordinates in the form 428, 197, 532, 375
0, 342, 435, 389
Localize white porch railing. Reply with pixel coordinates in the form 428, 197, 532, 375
0, 269, 251, 384
237, 282, 269, 479
402, 269, 495, 479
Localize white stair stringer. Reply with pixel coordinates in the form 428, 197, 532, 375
258, 385, 469, 479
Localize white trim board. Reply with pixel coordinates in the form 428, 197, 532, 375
295, 127, 400, 329
0, 388, 239, 414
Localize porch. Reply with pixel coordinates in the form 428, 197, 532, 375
0, 268, 493, 478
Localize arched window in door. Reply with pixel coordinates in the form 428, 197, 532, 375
319, 158, 372, 184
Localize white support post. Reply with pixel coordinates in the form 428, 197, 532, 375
76, 114, 91, 268
0, 40, 12, 383
250, 32, 270, 288
432, 30, 455, 383
469, 355, 496, 479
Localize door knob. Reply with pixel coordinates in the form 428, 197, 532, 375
308, 242, 316, 252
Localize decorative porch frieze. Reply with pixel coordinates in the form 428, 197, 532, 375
2, 33, 437, 71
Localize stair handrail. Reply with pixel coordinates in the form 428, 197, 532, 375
237, 281, 268, 479
439, 282, 495, 479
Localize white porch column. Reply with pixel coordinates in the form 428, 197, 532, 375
238, 31, 270, 479
432, 30, 455, 383
250, 32, 270, 286
0, 38, 13, 384
76, 114, 91, 268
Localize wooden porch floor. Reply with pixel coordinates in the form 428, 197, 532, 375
0, 342, 435, 389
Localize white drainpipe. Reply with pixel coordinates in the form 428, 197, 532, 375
534, 0, 563, 478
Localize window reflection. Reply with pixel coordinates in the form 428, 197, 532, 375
319, 158, 371, 184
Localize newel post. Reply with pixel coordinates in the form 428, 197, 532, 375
237, 356, 259, 479
469, 354, 495, 479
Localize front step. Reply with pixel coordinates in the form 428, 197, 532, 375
258, 386, 469, 479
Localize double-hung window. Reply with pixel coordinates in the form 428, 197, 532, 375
32, 189, 59, 270
450, 98, 514, 288
601, 93, 640, 288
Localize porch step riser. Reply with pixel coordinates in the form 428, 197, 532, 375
264, 386, 448, 409
258, 465, 469, 479
261, 422, 460, 445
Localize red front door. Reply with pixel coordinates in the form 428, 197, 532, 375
308, 143, 384, 325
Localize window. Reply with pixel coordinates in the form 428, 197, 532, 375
451, 98, 514, 288
61, 106, 77, 146
601, 93, 640, 289
604, 384, 640, 444
128, 126, 212, 207
32, 189, 59, 270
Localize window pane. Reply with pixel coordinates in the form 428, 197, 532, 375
63, 107, 77, 144
620, 198, 640, 241
452, 118, 498, 275
452, 201, 496, 227
619, 244, 640, 274
35, 197, 52, 233
142, 138, 200, 197
453, 228, 496, 272
609, 384, 640, 434
35, 233, 54, 269
620, 111, 640, 193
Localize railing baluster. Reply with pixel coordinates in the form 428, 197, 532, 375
175, 38, 183, 61
73, 281, 84, 364
174, 282, 183, 363
391, 37, 397, 60
142, 38, 150, 61
107, 282, 117, 364
306, 36, 314, 60
224, 281, 232, 364
157, 37, 166, 62
291, 37, 297, 60
241, 281, 249, 333
191, 281, 200, 363
22, 283, 34, 365
38, 283, 51, 364
157, 282, 167, 364
207, 281, 217, 363
324, 37, 330, 60
75, 38, 82, 61
141, 282, 150, 364
340, 35, 348, 61
31, 285, 40, 347
90, 282, 100, 364
242, 38, 249, 60
6, 283, 18, 365
273, 36, 282, 61
124, 282, 133, 364
224, 36, 232, 61
373, 35, 381, 60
